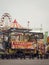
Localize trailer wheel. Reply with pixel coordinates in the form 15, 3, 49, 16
16, 51, 24, 58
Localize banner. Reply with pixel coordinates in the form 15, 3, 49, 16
11, 41, 34, 49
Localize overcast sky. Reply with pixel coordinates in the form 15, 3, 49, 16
0, 0, 49, 35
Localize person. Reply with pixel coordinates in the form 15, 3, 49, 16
45, 44, 49, 58
32, 39, 37, 57
37, 40, 45, 59
3, 35, 9, 49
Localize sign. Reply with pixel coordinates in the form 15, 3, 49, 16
44, 31, 48, 43
11, 41, 34, 49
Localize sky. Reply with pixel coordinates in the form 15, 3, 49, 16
0, 0, 49, 35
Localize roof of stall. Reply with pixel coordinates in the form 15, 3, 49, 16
8, 28, 32, 32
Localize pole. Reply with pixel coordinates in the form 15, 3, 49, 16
28, 21, 30, 29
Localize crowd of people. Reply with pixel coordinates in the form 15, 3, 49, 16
32, 39, 49, 59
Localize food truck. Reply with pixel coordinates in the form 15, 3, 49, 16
0, 27, 44, 59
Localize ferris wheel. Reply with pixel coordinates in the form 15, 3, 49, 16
1, 13, 12, 22
0, 13, 12, 28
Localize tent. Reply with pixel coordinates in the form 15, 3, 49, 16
11, 19, 23, 28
